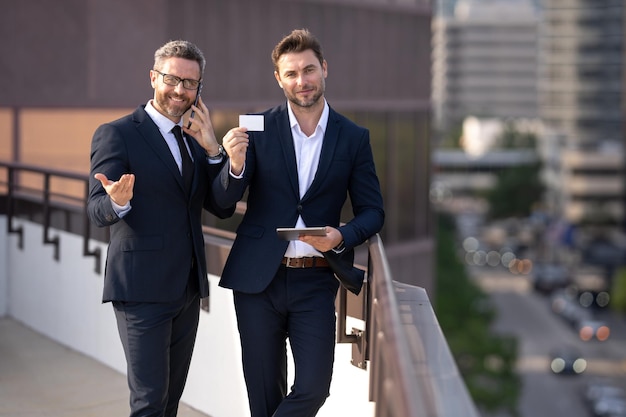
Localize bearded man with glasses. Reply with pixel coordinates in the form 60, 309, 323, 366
87, 40, 235, 417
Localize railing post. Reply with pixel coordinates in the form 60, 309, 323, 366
7, 166, 24, 249
336, 287, 358, 344
42, 173, 60, 260
82, 182, 101, 274
336, 285, 368, 369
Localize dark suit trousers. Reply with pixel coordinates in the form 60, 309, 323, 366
234, 265, 340, 417
113, 272, 200, 417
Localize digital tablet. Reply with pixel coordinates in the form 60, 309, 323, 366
276, 227, 327, 241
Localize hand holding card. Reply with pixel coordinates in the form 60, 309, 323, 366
239, 115, 264, 131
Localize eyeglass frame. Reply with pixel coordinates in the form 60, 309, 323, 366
152, 70, 202, 90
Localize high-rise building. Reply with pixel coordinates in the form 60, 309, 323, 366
431, 0, 539, 134
435, 0, 541, 17
538, 0, 624, 228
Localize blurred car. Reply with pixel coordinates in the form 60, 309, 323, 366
572, 265, 610, 309
577, 319, 610, 342
551, 290, 592, 326
585, 379, 625, 407
582, 239, 626, 269
531, 263, 570, 294
549, 347, 587, 375
593, 396, 626, 417
560, 302, 593, 327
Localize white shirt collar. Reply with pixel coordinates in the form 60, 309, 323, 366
144, 100, 181, 133
286, 99, 329, 137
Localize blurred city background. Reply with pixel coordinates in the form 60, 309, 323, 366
432, 1, 626, 417
1, 0, 625, 416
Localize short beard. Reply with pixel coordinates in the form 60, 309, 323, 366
286, 88, 323, 109
154, 92, 189, 118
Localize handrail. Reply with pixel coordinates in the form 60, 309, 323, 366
0, 160, 479, 417
364, 235, 481, 417
0, 160, 102, 272
367, 234, 425, 416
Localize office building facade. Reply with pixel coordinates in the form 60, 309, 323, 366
431, 0, 539, 134
538, 0, 624, 228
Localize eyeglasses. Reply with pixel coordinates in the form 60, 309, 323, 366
153, 70, 201, 90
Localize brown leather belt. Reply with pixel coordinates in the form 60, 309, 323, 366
281, 256, 329, 268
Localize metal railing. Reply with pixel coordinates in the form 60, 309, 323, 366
0, 160, 479, 417
363, 236, 480, 417
0, 161, 102, 272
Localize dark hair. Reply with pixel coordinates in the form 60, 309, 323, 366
154, 40, 206, 75
271, 29, 324, 72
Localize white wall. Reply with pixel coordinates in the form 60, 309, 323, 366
1, 217, 374, 417
0, 218, 7, 316
3, 218, 248, 417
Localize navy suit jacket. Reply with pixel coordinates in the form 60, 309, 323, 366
88, 106, 235, 303
214, 103, 384, 294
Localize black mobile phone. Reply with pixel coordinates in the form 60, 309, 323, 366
187, 83, 202, 129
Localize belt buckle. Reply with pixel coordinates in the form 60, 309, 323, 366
284, 257, 304, 268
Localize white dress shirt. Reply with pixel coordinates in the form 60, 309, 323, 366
284, 100, 330, 258
144, 100, 193, 173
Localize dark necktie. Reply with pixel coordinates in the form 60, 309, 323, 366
171, 125, 193, 195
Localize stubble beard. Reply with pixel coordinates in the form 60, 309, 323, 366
286, 80, 325, 110
154, 90, 190, 118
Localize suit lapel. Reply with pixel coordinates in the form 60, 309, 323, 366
275, 106, 300, 197
301, 107, 339, 202
133, 107, 188, 196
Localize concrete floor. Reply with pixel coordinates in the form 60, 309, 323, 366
0, 317, 209, 417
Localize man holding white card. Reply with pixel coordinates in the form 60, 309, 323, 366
214, 29, 384, 417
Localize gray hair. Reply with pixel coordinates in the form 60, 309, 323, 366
154, 40, 206, 75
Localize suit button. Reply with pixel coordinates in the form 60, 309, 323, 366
297, 205, 303, 212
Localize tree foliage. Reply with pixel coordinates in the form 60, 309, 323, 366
486, 162, 544, 220
435, 213, 521, 416
438, 123, 464, 149
499, 123, 537, 149
610, 267, 626, 314
484, 126, 544, 220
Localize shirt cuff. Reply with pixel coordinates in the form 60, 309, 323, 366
229, 160, 245, 179
206, 155, 223, 164
111, 199, 131, 218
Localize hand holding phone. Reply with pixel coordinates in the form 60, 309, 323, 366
187, 83, 202, 129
